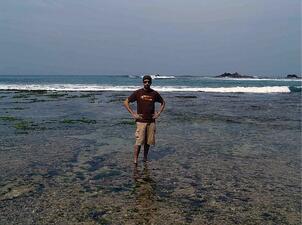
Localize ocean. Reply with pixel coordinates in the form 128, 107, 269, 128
0, 75, 301, 93
0, 75, 301, 224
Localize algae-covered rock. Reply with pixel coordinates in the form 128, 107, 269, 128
0, 184, 36, 200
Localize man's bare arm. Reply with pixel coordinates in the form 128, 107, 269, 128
124, 98, 142, 119
153, 100, 165, 119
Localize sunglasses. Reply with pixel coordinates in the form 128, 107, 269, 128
143, 81, 151, 84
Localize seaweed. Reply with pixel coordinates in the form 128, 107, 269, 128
30, 90, 48, 95
0, 116, 18, 121
80, 94, 94, 98
14, 120, 45, 131
45, 92, 68, 98
13, 94, 31, 99
61, 117, 97, 124
175, 95, 197, 99
0, 115, 46, 132
14, 121, 32, 130
116, 120, 136, 126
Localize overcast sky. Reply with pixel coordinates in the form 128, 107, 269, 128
0, 0, 300, 76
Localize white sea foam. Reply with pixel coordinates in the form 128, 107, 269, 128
140, 75, 176, 79
203, 77, 302, 82
0, 84, 140, 92
0, 84, 291, 93
152, 75, 176, 79
155, 86, 291, 93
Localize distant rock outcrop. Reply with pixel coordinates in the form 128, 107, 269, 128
215, 72, 254, 79
286, 74, 301, 79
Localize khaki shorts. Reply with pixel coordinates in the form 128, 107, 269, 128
135, 122, 156, 146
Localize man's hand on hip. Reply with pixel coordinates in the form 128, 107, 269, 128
152, 112, 160, 119
132, 113, 142, 120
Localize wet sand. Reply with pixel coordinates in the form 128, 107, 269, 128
0, 91, 301, 225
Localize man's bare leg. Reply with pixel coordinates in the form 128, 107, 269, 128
134, 145, 141, 164
143, 144, 150, 162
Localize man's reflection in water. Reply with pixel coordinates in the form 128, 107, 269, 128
132, 163, 157, 223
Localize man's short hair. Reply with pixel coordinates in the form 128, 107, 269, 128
143, 75, 152, 82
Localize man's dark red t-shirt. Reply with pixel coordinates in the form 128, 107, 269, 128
128, 88, 164, 123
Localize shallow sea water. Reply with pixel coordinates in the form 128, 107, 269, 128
0, 91, 301, 225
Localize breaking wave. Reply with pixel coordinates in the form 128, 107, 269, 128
0, 84, 294, 93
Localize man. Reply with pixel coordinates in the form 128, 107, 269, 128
124, 75, 165, 164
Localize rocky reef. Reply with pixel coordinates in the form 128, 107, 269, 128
215, 72, 254, 79
286, 74, 301, 79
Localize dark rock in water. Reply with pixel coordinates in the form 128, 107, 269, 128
286, 74, 301, 79
215, 72, 254, 79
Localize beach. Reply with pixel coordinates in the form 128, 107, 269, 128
0, 90, 301, 225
